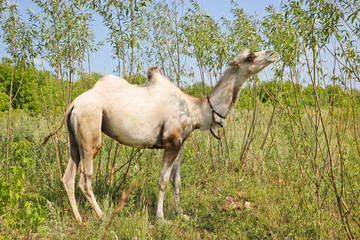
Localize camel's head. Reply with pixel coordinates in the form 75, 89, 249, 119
229, 49, 277, 78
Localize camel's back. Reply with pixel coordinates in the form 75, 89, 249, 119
88, 73, 184, 103
75, 73, 193, 116
70, 75, 128, 107
93, 75, 130, 91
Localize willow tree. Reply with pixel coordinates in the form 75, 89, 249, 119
30, 0, 99, 178
31, 0, 99, 103
93, 0, 148, 80
143, 0, 188, 87
181, 1, 223, 92
226, 1, 264, 166
263, 0, 360, 238
0, 1, 37, 167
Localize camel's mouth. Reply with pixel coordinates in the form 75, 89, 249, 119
266, 51, 278, 63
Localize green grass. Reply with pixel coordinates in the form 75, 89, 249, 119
0, 107, 359, 239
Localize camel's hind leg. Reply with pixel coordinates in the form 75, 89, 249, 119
74, 111, 104, 219
62, 119, 82, 222
78, 144, 103, 219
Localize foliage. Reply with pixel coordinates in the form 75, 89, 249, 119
0, 0, 360, 239
1, 59, 358, 114
92, 0, 148, 80
0, 166, 47, 238
184, 81, 211, 97
143, 0, 189, 87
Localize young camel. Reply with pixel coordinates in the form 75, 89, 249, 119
43, 49, 277, 223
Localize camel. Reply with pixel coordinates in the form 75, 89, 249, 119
43, 49, 277, 223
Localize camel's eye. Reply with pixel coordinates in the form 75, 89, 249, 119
246, 53, 256, 62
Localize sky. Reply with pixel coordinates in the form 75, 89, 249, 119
0, 0, 283, 76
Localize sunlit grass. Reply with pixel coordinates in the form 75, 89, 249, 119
1, 107, 358, 239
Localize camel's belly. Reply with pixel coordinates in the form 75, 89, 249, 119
101, 116, 164, 148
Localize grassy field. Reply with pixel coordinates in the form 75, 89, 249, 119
1, 0, 360, 238
1, 102, 359, 239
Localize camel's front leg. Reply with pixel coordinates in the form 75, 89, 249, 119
170, 145, 184, 215
156, 144, 183, 221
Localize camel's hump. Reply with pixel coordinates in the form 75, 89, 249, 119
147, 66, 164, 79
145, 66, 172, 86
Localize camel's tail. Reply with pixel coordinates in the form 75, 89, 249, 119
42, 103, 75, 146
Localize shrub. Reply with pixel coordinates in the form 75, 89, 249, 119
0, 166, 47, 238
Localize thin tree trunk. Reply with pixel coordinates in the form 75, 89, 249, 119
129, 0, 135, 81
110, 143, 120, 187
102, 183, 134, 240
115, 5, 126, 78
6, 37, 15, 167
260, 105, 276, 150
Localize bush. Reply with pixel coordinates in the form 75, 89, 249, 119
0, 166, 47, 238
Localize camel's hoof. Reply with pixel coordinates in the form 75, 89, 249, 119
157, 217, 165, 224
182, 214, 190, 221
156, 216, 171, 224
175, 207, 183, 216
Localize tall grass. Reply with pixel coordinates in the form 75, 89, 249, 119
1, 103, 358, 239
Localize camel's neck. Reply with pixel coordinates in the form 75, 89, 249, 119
208, 69, 247, 118
191, 69, 248, 131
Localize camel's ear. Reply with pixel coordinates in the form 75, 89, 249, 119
229, 59, 240, 67
240, 49, 250, 55
229, 49, 250, 66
